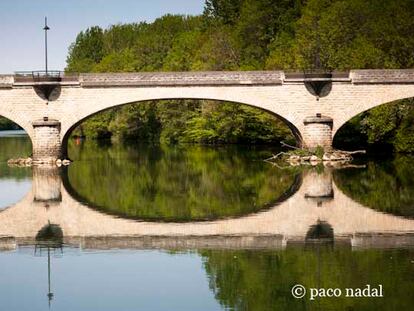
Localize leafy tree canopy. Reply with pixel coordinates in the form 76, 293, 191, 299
62, 0, 414, 152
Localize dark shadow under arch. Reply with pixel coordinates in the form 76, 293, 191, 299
61, 98, 303, 158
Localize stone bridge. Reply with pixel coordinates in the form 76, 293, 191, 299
1, 166, 413, 250
1, 69, 414, 162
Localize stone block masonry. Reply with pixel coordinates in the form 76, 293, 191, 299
0, 69, 414, 161
79, 71, 284, 87
0, 75, 13, 88
303, 115, 333, 150
33, 165, 62, 202
2, 167, 414, 240
32, 119, 62, 163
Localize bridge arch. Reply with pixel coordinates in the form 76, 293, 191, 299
2, 70, 414, 161
61, 96, 303, 157
332, 95, 414, 147
0, 112, 34, 143
332, 90, 414, 138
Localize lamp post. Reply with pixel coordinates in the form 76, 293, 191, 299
43, 17, 50, 75
47, 247, 54, 309
35, 222, 64, 309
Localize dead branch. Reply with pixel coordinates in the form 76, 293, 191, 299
333, 149, 366, 155
280, 141, 301, 150
264, 152, 289, 161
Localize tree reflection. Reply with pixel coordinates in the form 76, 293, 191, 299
201, 245, 414, 311
0, 132, 31, 180
65, 141, 300, 221
333, 156, 414, 218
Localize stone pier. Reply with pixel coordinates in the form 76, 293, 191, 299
32, 166, 62, 202
303, 168, 334, 206
32, 119, 62, 164
302, 115, 333, 151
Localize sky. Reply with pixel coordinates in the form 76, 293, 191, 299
0, 0, 204, 73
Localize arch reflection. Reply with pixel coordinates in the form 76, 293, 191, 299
0, 130, 32, 209
62, 143, 301, 222
0, 163, 414, 251
333, 156, 414, 218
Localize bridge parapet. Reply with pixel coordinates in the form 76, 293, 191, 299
283, 71, 350, 83
79, 71, 284, 87
351, 69, 414, 84
12, 71, 79, 86
0, 75, 13, 88
5, 70, 414, 87
3, 70, 414, 88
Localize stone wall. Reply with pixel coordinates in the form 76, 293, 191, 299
350, 69, 414, 84
0, 75, 13, 88
0, 70, 414, 156
32, 120, 62, 162
32, 166, 62, 202
79, 71, 283, 86
302, 115, 333, 150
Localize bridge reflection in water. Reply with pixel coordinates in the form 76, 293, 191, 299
1, 166, 414, 251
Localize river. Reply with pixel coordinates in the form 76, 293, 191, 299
0, 130, 413, 310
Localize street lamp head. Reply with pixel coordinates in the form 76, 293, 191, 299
44, 17, 50, 30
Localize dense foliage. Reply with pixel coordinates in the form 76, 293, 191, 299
64, 0, 413, 150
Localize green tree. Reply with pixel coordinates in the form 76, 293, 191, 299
66, 26, 104, 72
204, 0, 243, 25
64, 0, 414, 152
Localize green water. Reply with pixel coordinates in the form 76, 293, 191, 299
65, 140, 299, 221
1, 132, 414, 311
333, 157, 414, 218
201, 246, 414, 311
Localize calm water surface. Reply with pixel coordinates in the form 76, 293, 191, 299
1, 131, 414, 311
